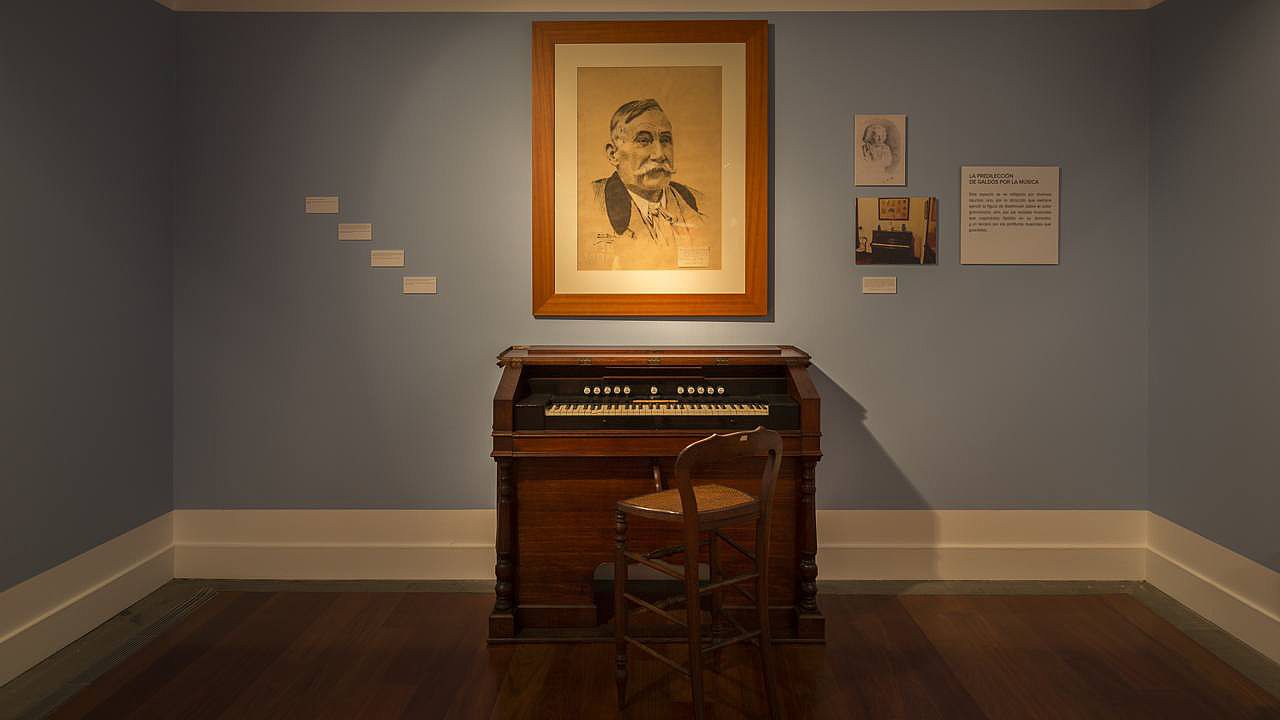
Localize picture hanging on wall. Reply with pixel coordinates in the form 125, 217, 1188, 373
856, 196, 938, 265
531, 20, 770, 317
854, 114, 907, 187
877, 197, 910, 221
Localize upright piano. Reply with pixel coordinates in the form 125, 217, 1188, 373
490, 345, 823, 641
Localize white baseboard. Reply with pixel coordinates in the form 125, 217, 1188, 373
172, 509, 496, 580
1146, 514, 1280, 663
816, 509, 1148, 580
818, 546, 1146, 580
2, 507, 1275, 688
0, 515, 173, 686
169, 509, 1149, 582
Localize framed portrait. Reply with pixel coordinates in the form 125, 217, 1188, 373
532, 21, 769, 317
854, 114, 906, 187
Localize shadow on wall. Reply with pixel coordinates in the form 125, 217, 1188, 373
810, 366, 940, 585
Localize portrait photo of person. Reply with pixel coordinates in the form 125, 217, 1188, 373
576, 67, 722, 271
854, 114, 906, 187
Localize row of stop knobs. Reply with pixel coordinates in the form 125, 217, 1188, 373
582, 385, 727, 396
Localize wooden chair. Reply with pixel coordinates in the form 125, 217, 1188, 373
613, 426, 782, 720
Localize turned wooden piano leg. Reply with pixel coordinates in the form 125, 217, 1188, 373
614, 510, 629, 708
490, 459, 517, 639
796, 459, 824, 638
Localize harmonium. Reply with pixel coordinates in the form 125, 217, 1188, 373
490, 345, 823, 642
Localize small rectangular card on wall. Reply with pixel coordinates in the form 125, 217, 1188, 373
338, 223, 372, 241
305, 196, 339, 214
403, 276, 437, 294
370, 250, 405, 268
862, 276, 898, 294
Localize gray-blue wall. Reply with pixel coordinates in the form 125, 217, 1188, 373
0, 0, 175, 591
7, 1, 1274, 591
1149, 0, 1280, 572
173, 11, 1150, 511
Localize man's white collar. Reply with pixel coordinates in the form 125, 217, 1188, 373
626, 186, 668, 216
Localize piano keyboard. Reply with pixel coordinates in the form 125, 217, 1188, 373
546, 402, 770, 417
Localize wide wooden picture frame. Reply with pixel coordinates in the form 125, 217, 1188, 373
532, 20, 769, 317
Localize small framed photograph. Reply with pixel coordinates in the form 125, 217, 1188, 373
856, 196, 938, 265
854, 114, 906, 187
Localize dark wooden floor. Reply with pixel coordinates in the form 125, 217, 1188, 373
46, 592, 1280, 720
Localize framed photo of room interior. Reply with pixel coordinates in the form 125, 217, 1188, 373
531, 20, 770, 317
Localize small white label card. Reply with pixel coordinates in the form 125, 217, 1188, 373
403, 276, 437, 294
305, 196, 339, 214
677, 246, 711, 268
862, 276, 898, 294
338, 223, 372, 241
370, 250, 405, 268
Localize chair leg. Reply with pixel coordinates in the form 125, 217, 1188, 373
614, 510, 628, 709
685, 532, 706, 720
708, 531, 723, 669
756, 551, 781, 719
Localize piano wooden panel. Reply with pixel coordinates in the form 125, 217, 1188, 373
514, 457, 796, 604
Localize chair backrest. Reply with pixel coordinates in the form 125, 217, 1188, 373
671, 426, 783, 522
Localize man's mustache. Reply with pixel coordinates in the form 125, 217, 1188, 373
639, 164, 673, 177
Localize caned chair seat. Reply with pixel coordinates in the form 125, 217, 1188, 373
618, 483, 757, 521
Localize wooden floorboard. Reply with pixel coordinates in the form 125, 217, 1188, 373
1101, 594, 1280, 715
825, 595, 987, 720
391, 594, 493, 720
44, 592, 1280, 720
129, 591, 338, 720
42, 591, 245, 719
49, 592, 284, 720
904, 594, 1137, 719
1007, 595, 1229, 718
